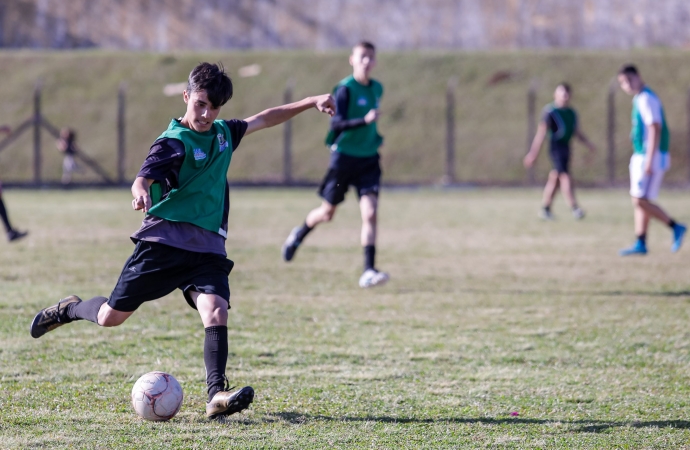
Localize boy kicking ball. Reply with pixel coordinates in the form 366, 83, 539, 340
281, 41, 389, 288
523, 83, 596, 220
30, 62, 335, 419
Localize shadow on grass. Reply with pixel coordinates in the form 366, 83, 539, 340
396, 287, 690, 298
264, 412, 690, 433
500, 288, 690, 298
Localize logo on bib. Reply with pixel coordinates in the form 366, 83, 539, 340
357, 97, 368, 106
193, 148, 207, 160
218, 134, 229, 152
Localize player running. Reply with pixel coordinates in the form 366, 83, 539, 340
523, 83, 596, 220
29, 62, 335, 419
616, 64, 686, 256
281, 41, 389, 288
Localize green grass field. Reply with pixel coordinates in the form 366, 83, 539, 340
1, 187, 690, 448
3, 49, 690, 185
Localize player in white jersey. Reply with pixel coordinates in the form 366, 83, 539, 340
617, 65, 686, 256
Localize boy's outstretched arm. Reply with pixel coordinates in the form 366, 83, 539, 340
131, 177, 154, 213
244, 94, 335, 136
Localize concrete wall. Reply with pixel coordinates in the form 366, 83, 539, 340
2, 0, 690, 50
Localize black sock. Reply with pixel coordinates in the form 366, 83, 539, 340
637, 234, 647, 245
543, 205, 551, 213
668, 219, 677, 229
295, 222, 313, 242
205, 326, 228, 402
66, 296, 108, 324
364, 245, 375, 271
0, 197, 12, 232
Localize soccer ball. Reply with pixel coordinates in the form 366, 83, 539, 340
131, 371, 183, 421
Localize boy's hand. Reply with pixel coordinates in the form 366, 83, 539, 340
132, 194, 151, 213
364, 109, 380, 124
644, 161, 653, 175
313, 94, 336, 116
523, 152, 536, 169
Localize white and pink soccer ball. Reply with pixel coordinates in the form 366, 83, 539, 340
131, 371, 183, 421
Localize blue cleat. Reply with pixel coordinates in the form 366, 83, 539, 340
619, 239, 647, 256
671, 223, 687, 253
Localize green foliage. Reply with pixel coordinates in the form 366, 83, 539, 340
2, 50, 690, 185
1, 188, 690, 447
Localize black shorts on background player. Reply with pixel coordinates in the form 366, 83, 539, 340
319, 152, 381, 205
549, 144, 570, 174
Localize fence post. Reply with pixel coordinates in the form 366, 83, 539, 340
33, 81, 42, 185
117, 82, 126, 185
283, 79, 293, 184
444, 77, 457, 185
607, 80, 616, 185
526, 80, 537, 185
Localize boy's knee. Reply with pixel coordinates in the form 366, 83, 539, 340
362, 209, 377, 223
196, 294, 229, 326
631, 196, 646, 207
322, 206, 337, 221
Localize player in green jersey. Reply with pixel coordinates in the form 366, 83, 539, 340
523, 83, 596, 220
617, 64, 686, 256
29, 62, 335, 419
281, 42, 389, 288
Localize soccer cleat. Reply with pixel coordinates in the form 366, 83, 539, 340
619, 240, 647, 256
539, 208, 554, 221
7, 229, 28, 242
282, 226, 302, 262
671, 223, 687, 253
572, 207, 585, 220
206, 385, 254, 419
30, 295, 82, 339
359, 269, 389, 288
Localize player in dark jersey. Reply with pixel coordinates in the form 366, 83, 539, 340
523, 83, 596, 220
281, 41, 389, 288
29, 62, 335, 419
0, 125, 28, 242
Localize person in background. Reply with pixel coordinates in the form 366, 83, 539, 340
56, 127, 81, 184
281, 41, 389, 288
523, 83, 596, 220
616, 64, 686, 256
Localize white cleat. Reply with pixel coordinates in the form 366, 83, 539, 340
359, 269, 389, 288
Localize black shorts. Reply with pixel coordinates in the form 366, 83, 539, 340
318, 152, 381, 206
549, 144, 570, 174
108, 240, 234, 312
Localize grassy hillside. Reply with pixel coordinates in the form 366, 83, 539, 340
1, 49, 690, 185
